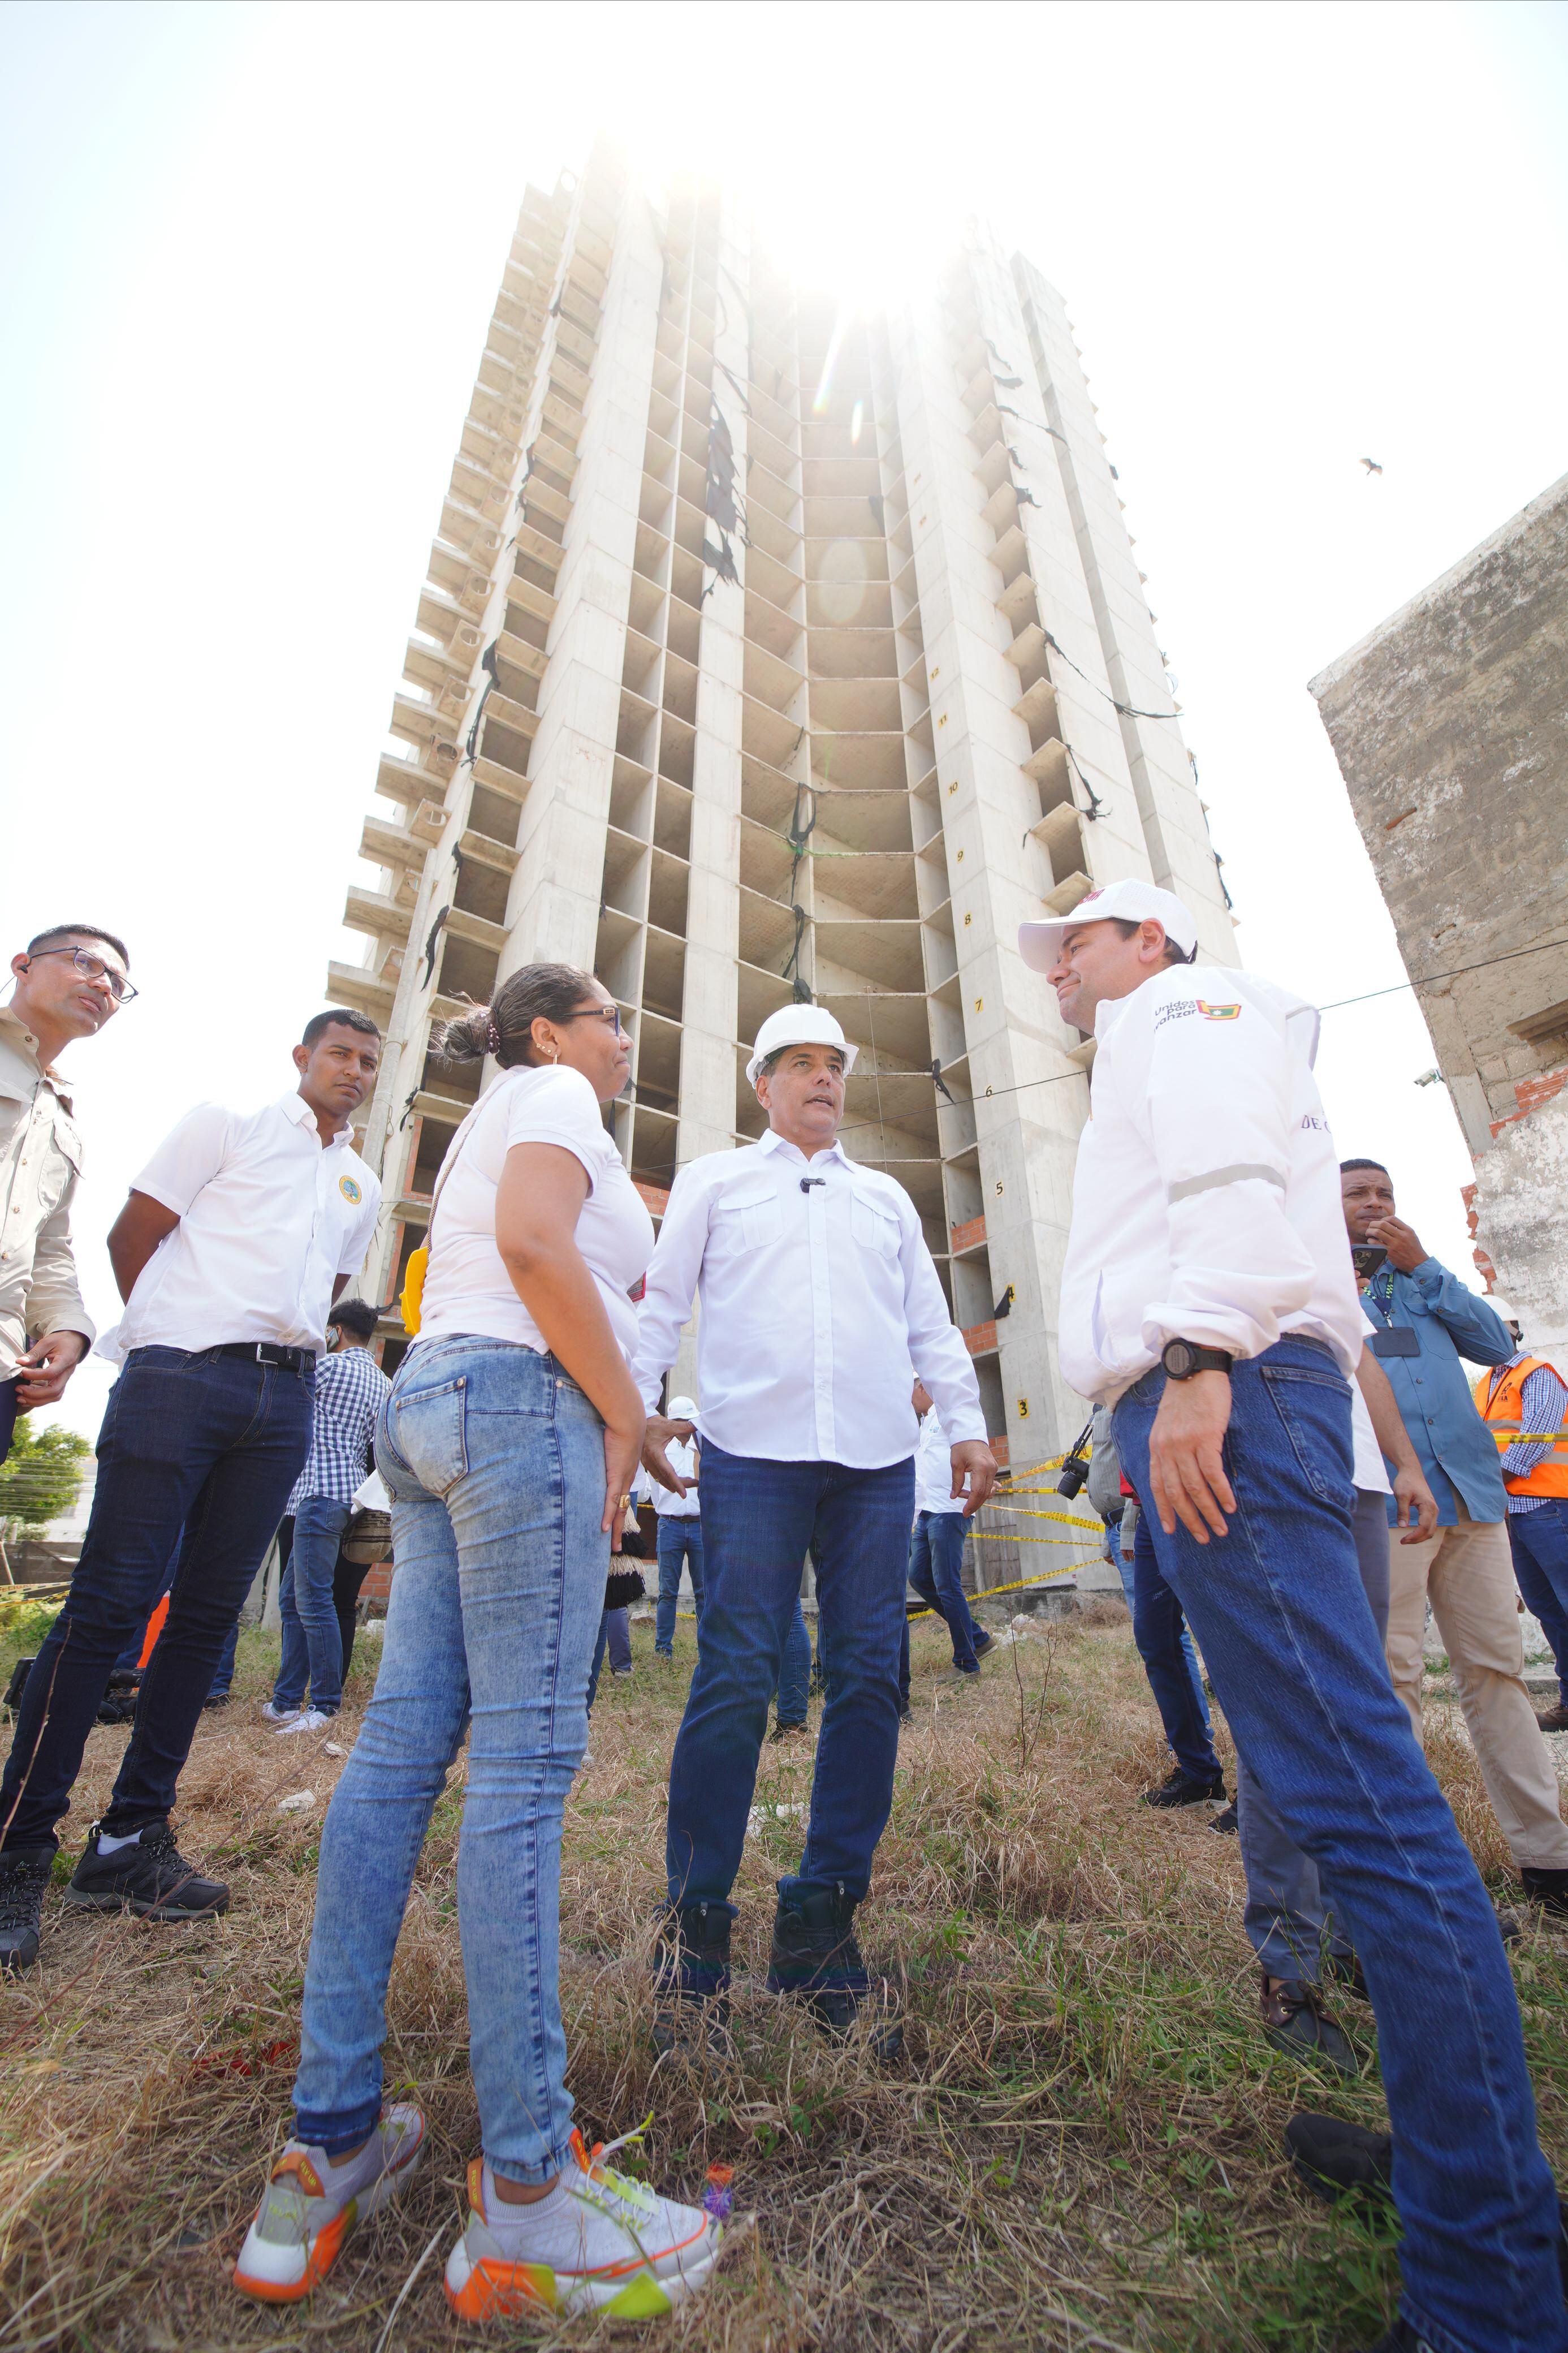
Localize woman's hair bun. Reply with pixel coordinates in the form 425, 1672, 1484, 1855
430, 1005, 491, 1066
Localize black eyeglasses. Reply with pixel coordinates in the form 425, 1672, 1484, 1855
560, 1005, 630, 1038
27, 947, 138, 1004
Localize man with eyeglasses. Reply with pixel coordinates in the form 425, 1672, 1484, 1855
0, 1007, 382, 1971
1, 924, 135, 1464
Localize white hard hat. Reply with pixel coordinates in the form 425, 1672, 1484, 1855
744, 1004, 859, 1089
667, 1394, 698, 1420
1018, 878, 1198, 973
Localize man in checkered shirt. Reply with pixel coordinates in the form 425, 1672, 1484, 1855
265, 1299, 390, 1733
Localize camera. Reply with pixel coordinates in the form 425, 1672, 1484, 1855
1055, 1453, 1090, 1499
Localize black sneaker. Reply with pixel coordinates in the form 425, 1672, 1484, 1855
651, 1899, 733, 2056
202, 1692, 231, 1711
1142, 1766, 1226, 1810
0, 1847, 54, 1972
1260, 1974, 1360, 2078
64, 1822, 228, 1921
1209, 1801, 1238, 1835
767, 1883, 902, 2059
768, 1719, 809, 1743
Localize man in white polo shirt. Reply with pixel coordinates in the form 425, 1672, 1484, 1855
0, 1010, 381, 1971
634, 1005, 996, 2052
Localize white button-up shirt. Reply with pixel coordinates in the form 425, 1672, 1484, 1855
914, 1406, 967, 1516
633, 1128, 985, 1468
637, 1435, 701, 1518
103, 1092, 381, 1361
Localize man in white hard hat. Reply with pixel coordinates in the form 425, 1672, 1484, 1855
633, 1002, 996, 2054
1027, 879, 1566, 2353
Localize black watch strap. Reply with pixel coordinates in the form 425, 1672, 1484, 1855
1161, 1339, 1234, 1381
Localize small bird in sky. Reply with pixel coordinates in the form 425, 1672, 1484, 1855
1360, 456, 1384, 476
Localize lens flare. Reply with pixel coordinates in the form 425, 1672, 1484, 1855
850, 399, 863, 445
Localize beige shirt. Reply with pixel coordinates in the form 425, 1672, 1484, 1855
0, 1006, 95, 1379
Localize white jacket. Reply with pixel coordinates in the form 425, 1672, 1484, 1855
1058, 963, 1363, 1406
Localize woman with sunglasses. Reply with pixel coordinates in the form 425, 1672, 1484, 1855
236, 963, 722, 2323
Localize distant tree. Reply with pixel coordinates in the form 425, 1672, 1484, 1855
0, 1423, 91, 1542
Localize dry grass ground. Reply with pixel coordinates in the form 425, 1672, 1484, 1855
1, 1605, 1565, 2353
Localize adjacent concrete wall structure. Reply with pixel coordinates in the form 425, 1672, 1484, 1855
1310, 473, 1568, 1364
328, 152, 1233, 1579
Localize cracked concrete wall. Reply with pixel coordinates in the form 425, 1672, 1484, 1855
1309, 472, 1568, 1364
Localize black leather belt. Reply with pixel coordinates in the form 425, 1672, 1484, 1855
212, 1342, 313, 1375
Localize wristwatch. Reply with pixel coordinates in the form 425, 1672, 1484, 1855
1161, 1339, 1234, 1381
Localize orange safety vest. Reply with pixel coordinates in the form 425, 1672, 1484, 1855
1473, 1358, 1568, 1498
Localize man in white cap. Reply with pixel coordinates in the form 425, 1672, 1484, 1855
634, 1003, 996, 2053
1026, 880, 1567, 2353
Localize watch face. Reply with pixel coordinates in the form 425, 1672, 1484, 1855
1164, 1341, 1194, 1378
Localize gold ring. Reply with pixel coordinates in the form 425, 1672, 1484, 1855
618, 1493, 632, 1509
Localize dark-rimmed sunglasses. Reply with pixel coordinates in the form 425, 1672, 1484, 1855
560, 1004, 630, 1038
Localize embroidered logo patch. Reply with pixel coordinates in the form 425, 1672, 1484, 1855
339, 1175, 363, 1204
1198, 1001, 1241, 1021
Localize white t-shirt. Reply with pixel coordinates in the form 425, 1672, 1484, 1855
1350, 1309, 1392, 1495
416, 1065, 654, 1363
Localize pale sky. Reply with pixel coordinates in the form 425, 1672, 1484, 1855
3, 0, 1565, 1443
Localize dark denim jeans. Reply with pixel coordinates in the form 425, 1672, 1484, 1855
666, 1441, 913, 1908
1507, 1501, 1568, 1689
1129, 1506, 1221, 1782
654, 1515, 704, 1652
775, 1599, 812, 1725
206, 1613, 241, 1700
0, 1375, 20, 1465
0, 1345, 312, 1850
1115, 1338, 1566, 2353
910, 1510, 982, 1669
586, 1606, 632, 1709
273, 1495, 351, 1714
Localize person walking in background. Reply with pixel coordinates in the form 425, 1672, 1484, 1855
646, 1394, 703, 1657
0, 1010, 382, 1972
263, 1296, 390, 1734
236, 966, 719, 2321
1341, 1157, 1568, 1916
901, 1376, 994, 1683
1474, 1341, 1568, 1733
1027, 876, 1568, 2353
0, 923, 133, 1463
636, 1003, 995, 2054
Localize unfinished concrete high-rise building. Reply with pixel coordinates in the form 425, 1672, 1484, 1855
329, 148, 1233, 1541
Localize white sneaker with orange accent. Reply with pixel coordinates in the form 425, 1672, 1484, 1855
443, 2126, 721, 2322
233, 2105, 425, 2301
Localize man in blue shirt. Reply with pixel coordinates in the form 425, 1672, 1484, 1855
1342, 1158, 1568, 1915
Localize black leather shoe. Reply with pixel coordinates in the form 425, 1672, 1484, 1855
1285, 2111, 1393, 2204
1209, 1801, 1238, 1835
63, 1823, 228, 1921
651, 1900, 732, 2056
767, 1883, 902, 2058
1260, 1975, 1360, 2077
1536, 1701, 1568, 1733
0, 1847, 54, 1971
1142, 1766, 1226, 1809
1521, 1866, 1568, 1919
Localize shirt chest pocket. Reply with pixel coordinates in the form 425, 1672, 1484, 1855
850, 1189, 901, 1260
714, 1185, 782, 1253
33, 1117, 83, 1220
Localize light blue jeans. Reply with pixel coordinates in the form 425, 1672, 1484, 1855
291, 1338, 606, 2182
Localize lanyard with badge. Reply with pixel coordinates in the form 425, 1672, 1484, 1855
1363, 1261, 1420, 1358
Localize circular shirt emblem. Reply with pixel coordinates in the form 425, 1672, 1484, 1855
339, 1174, 362, 1204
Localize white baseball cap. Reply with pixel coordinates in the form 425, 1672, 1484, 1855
1018, 879, 1198, 973
744, 1004, 859, 1088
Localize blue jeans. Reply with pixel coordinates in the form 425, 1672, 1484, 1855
1128, 1507, 1219, 1782
1237, 1486, 1393, 1978
586, 1606, 632, 1709
1, 1345, 312, 1850
1506, 1501, 1568, 1689
292, 1339, 604, 2180
909, 1510, 983, 1669
1115, 1338, 1566, 2353
666, 1441, 913, 1908
654, 1515, 704, 1651
775, 1598, 812, 1725
207, 1613, 241, 1700
274, 1495, 351, 1714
